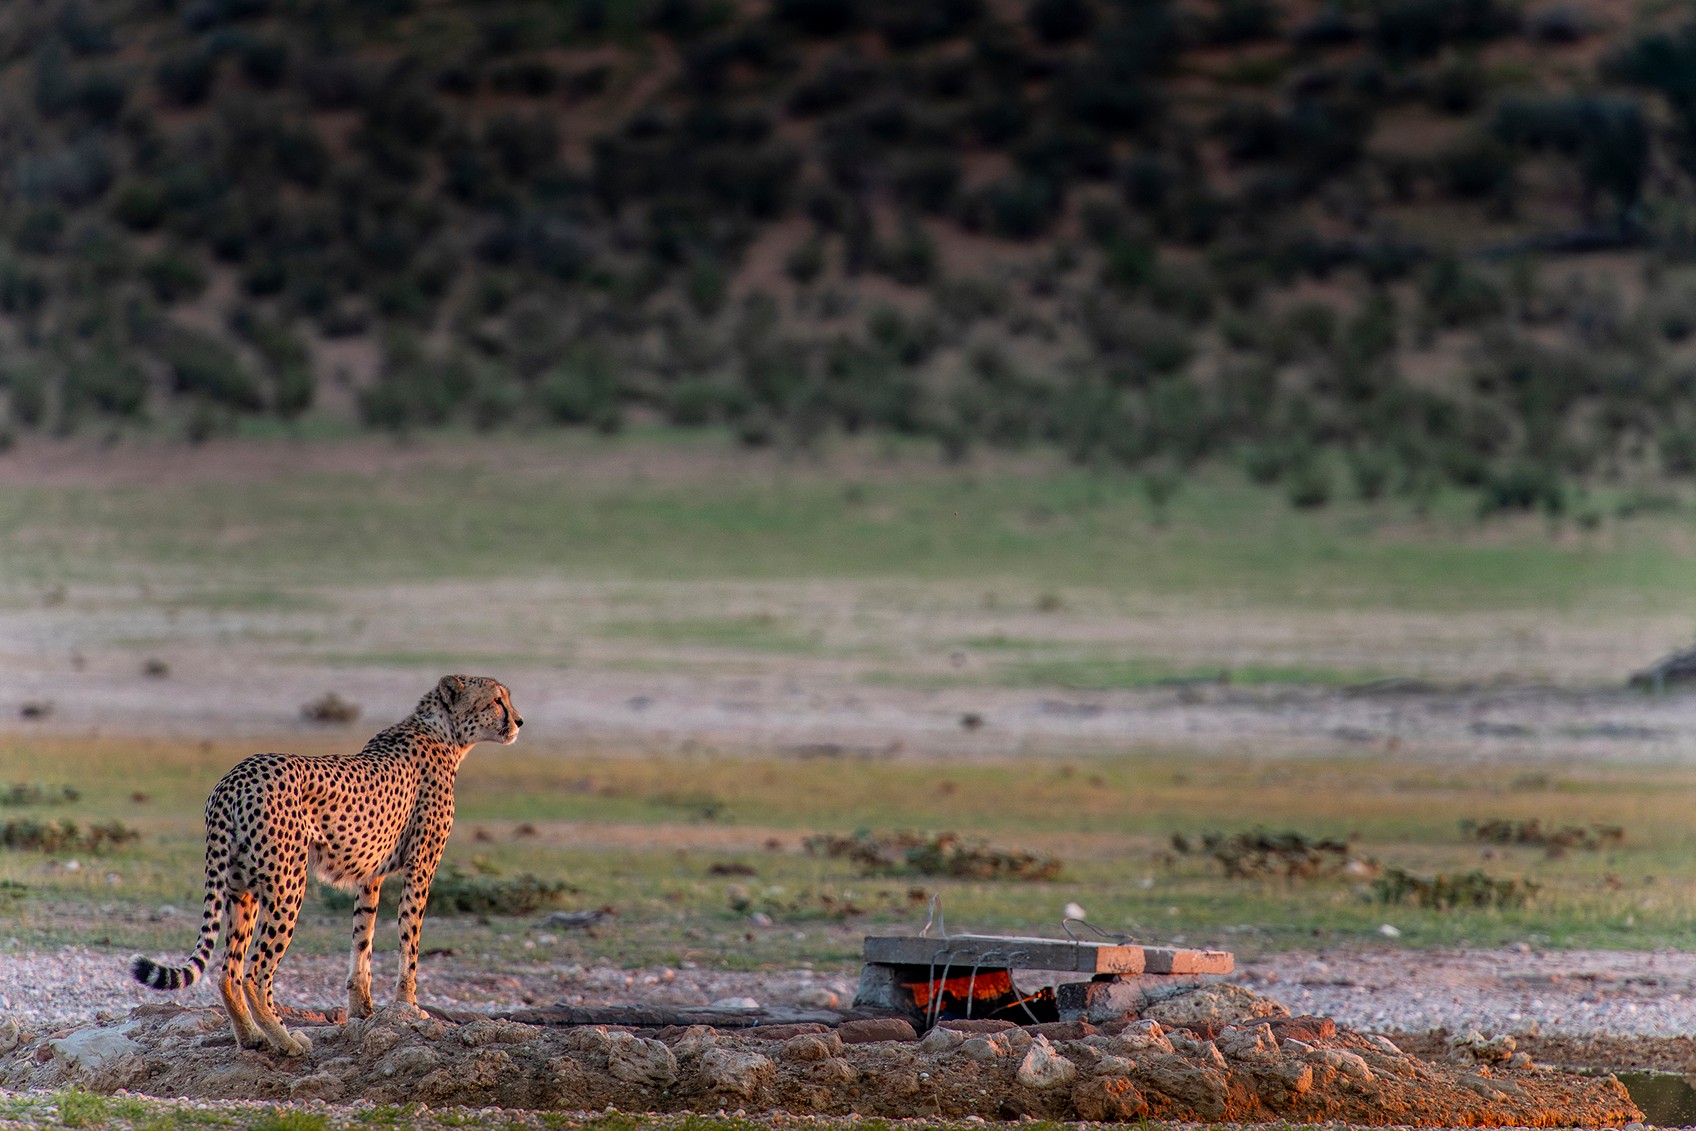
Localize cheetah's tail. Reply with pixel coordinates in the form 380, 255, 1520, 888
128, 952, 204, 991
130, 839, 226, 992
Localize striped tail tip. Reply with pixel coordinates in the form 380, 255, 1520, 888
130, 954, 190, 991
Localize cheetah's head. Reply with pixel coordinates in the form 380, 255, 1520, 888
431, 674, 523, 746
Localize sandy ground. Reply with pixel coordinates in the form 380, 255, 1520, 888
6, 640, 1696, 765
9, 942, 1696, 1074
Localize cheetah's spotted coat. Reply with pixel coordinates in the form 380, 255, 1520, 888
129, 675, 522, 1055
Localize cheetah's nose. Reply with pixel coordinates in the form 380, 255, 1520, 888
514, 715, 524, 728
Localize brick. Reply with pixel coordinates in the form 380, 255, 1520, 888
744, 1023, 831, 1040
938, 1018, 1019, 1034
837, 1018, 918, 1044
1023, 1020, 1097, 1041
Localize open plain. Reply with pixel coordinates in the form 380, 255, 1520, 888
5, 433, 1696, 1126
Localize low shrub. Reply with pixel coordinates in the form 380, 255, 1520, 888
158, 326, 263, 411
155, 50, 216, 107
0, 783, 81, 806
0, 818, 139, 853
1171, 828, 1358, 880
1285, 459, 1333, 508
1348, 448, 1395, 500
321, 861, 573, 917
1479, 462, 1565, 516
1373, 866, 1535, 909
804, 830, 1062, 881
66, 352, 148, 417
784, 237, 825, 284
141, 253, 207, 305
539, 361, 618, 427
1461, 817, 1624, 852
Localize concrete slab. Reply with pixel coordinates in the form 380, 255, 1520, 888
862, 935, 1233, 977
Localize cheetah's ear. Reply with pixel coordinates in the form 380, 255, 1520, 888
437, 674, 467, 706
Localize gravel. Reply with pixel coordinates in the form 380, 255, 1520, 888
7, 943, 1696, 1039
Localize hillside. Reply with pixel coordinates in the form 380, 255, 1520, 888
3, 0, 1696, 512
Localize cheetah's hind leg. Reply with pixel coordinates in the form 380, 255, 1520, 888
242, 870, 312, 1056
220, 890, 266, 1049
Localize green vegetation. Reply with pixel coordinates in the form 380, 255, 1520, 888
5, 732, 1696, 967
6, 437, 1696, 619
1, 0, 1696, 513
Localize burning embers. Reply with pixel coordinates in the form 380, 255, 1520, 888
902, 968, 1059, 1024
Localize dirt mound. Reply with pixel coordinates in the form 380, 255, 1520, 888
0, 996, 1639, 1126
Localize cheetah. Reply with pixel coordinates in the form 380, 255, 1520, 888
129, 675, 522, 1056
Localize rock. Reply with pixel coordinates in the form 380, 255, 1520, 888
671, 1025, 718, 1058
788, 1083, 834, 1111
780, 1033, 843, 1062
1360, 1033, 1402, 1056
1093, 1054, 1136, 1076
372, 1001, 444, 1036
700, 1047, 775, 1099
1451, 1030, 1516, 1065
417, 1049, 511, 1105
0, 1018, 18, 1054
378, 1045, 443, 1079
797, 987, 840, 1009
962, 1036, 1007, 1061
1168, 1030, 1227, 1070
360, 1023, 407, 1059
1267, 1015, 1337, 1043
709, 996, 762, 1010
50, 1029, 141, 1072
1252, 1062, 1312, 1108
1143, 983, 1289, 1029
158, 1010, 224, 1039
1073, 1075, 1148, 1120
1016, 1035, 1077, 1089
606, 1031, 678, 1088
1311, 1047, 1375, 1082
883, 1068, 921, 1096
289, 1072, 346, 1101
918, 1026, 964, 1054
457, 1018, 540, 1046
1139, 1056, 1230, 1121
806, 1057, 858, 1086
563, 1026, 614, 1054
1217, 1022, 1277, 1061
1269, 1058, 1314, 1096
837, 1018, 916, 1044
1111, 1019, 1173, 1055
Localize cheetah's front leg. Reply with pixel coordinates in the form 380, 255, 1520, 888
346, 878, 382, 1020
391, 861, 436, 1019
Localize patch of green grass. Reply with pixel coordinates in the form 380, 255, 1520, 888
6, 437, 1696, 616
247, 1111, 330, 1131
56, 1090, 109, 1129
352, 1104, 423, 1126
